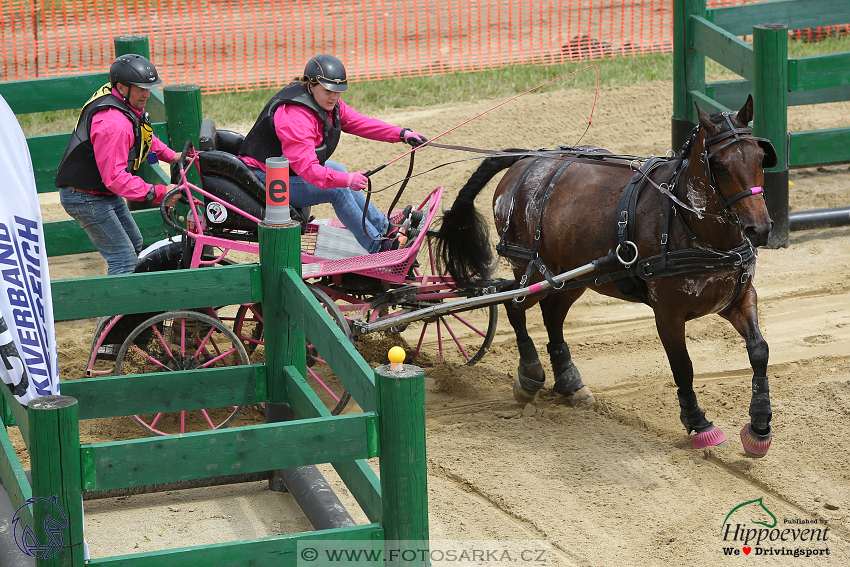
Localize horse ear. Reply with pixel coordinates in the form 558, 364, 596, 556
694, 102, 712, 129
737, 95, 754, 126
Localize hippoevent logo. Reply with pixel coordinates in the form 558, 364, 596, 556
720, 497, 830, 558
11, 495, 67, 558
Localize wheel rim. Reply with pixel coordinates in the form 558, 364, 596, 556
115, 310, 248, 436
398, 233, 499, 365
231, 290, 353, 415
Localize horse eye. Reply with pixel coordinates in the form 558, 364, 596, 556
714, 162, 728, 174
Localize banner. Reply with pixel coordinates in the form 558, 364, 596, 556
0, 94, 60, 405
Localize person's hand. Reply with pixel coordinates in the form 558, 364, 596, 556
347, 171, 369, 191
170, 152, 183, 165
401, 128, 428, 148
164, 184, 182, 207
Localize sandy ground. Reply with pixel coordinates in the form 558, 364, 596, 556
22, 79, 850, 565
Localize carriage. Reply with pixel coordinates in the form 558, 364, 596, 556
84, 120, 509, 435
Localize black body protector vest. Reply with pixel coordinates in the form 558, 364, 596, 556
238, 82, 341, 172
55, 85, 153, 193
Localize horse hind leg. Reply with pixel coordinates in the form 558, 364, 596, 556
549, 342, 594, 406
513, 336, 546, 403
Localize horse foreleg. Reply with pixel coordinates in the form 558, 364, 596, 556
721, 286, 772, 457
542, 292, 594, 406
655, 311, 728, 449
505, 302, 546, 403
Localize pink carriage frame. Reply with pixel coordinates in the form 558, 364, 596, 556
85, 147, 445, 378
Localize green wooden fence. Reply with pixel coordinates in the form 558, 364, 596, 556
672, 0, 850, 248
0, 35, 202, 258
0, 220, 429, 566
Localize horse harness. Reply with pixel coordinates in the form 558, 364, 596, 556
493, 124, 769, 308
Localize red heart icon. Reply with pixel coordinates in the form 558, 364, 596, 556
743, 547, 751, 555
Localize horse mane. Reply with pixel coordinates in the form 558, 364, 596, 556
678, 125, 700, 158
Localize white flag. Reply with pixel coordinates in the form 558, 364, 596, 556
0, 94, 60, 405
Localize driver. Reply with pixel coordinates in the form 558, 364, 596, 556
238, 54, 428, 253
55, 54, 183, 275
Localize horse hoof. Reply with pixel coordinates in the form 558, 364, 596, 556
513, 380, 537, 404
561, 385, 595, 407
740, 423, 772, 457
692, 426, 728, 449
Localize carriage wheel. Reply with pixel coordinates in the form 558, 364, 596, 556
397, 231, 499, 365
114, 310, 249, 436
232, 284, 352, 415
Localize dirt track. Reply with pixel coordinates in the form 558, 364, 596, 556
32, 79, 850, 565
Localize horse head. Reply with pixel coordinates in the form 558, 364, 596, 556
692, 95, 774, 247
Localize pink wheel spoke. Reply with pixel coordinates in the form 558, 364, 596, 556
201, 409, 217, 429
194, 324, 217, 356
450, 313, 488, 338
150, 413, 163, 427
198, 346, 240, 368
414, 322, 428, 360
181, 411, 186, 434
178, 319, 186, 356
306, 366, 341, 402
129, 344, 173, 370
151, 325, 176, 359
441, 316, 471, 361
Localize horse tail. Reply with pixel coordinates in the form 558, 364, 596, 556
435, 150, 528, 288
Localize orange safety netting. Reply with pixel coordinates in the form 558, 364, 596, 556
0, 0, 830, 95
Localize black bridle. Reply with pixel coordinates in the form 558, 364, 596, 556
699, 112, 777, 213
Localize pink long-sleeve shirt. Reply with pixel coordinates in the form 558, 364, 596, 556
241, 100, 403, 189
90, 89, 176, 204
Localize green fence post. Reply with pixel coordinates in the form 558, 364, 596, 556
753, 24, 789, 249
257, 219, 304, 405
164, 85, 203, 187
672, 0, 706, 151
29, 396, 84, 566
377, 363, 428, 566
113, 34, 150, 58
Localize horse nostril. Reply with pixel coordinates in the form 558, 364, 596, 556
744, 225, 769, 247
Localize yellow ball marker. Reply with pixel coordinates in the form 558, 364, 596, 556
388, 346, 406, 371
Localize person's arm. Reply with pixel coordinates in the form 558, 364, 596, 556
275, 105, 349, 189
338, 101, 427, 147
91, 109, 177, 205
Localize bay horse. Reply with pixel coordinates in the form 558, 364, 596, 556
435, 96, 776, 456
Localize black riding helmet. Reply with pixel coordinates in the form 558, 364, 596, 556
303, 55, 348, 92
109, 54, 163, 89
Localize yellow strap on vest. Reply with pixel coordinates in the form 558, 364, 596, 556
81, 83, 153, 171
134, 121, 153, 171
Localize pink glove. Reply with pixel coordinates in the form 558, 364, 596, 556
347, 171, 369, 191
400, 128, 428, 148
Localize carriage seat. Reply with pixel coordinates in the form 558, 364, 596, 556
197, 119, 311, 235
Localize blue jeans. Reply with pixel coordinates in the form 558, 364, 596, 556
254, 161, 389, 254
59, 188, 143, 275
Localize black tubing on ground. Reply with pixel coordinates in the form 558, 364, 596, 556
265, 402, 356, 530
788, 206, 850, 231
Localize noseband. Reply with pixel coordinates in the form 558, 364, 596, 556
700, 112, 776, 214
